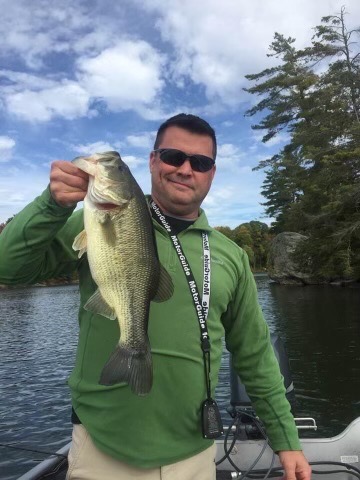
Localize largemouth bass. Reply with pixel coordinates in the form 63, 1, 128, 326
72, 151, 173, 395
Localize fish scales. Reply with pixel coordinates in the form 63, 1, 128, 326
72, 151, 173, 395
85, 196, 157, 345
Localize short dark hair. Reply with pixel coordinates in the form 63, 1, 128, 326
154, 113, 217, 159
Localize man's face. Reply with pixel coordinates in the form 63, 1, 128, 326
149, 126, 216, 218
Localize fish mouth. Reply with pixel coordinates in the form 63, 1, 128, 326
96, 202, 119, 210
86, 172, 131, 210
88, 187, 126, 209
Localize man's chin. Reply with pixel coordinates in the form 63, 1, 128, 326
160, 193, 198, 216
168, 190, 195, 205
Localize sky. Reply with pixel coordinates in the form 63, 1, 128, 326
1, 0, 359, 227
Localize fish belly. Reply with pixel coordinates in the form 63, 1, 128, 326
85, 199, 158, 394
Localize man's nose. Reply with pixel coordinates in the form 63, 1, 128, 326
176, 158, 193, 175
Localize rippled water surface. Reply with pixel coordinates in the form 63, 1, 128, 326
0, 278, 359, 479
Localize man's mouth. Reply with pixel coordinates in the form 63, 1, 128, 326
168, 178, 192, 189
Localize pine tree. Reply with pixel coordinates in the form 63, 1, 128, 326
245, 9, 360, 280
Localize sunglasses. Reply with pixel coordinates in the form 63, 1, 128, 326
153, 148, 215, 173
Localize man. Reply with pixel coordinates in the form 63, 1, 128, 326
0, 114, 311, 479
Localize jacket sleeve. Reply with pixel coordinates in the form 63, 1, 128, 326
0, 187, 83, 285
222, 249, 301, 452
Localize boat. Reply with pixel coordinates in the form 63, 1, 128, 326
14, 335, 360, 479
16, 416, 360, 480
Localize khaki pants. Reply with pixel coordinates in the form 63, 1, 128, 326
66, 424, 216, 480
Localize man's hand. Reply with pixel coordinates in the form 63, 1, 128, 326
50, 160, 89, 208
279, 450, 311, 479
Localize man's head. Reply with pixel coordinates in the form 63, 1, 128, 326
153, 113, 217, 160
150, 113, 217, 219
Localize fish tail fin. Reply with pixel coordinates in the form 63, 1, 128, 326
99, 340, 153, 396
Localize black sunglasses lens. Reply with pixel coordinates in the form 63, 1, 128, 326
192, 156, 213, 172
158, 149, 214, 172
159, 149, 186, 167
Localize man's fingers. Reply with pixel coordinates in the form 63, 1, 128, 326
50, 160, 89, 185
51, 169, 89, 190
53, 189, 88, 208
51, 159, 88, 177
279, 451, 311, 480
50, 160, 89, 208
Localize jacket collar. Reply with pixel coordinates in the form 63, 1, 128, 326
146, 195, 213, 234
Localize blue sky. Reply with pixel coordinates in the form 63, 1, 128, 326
1, 0, 359, 227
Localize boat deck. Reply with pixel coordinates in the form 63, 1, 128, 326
17, 418, 360, 480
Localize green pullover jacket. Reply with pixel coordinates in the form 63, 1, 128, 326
0, 188, 301, 467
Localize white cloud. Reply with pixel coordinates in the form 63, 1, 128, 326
0, 136, 16, 162
216, 143, 250, 171
68, 144, 146, 169
122, 155, 147, 169
0, 169, 49, 220
140, 0, 360, 107
126, 132, 156, 149
0, 70, 58, 92
0, 1, 127, 69
72, 141, 122, 156
5, 83, 91, 122
6, 166, 21, 175
203, 186, 236, 208
218, 143, 239, 157
77, 41, 165, 113
1, 1, 81, 68
1, 39, 166, 122
222, 121, 234, 127
204, 171, 266, 227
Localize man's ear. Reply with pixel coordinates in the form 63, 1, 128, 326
210, 163, 216, 181
149, 151, 156, 173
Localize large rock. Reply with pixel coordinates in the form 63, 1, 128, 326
267, 232, 318, 285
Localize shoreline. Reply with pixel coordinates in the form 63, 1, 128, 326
0, 280, 79, 290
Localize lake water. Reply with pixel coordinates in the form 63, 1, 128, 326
0, 276, 359, 479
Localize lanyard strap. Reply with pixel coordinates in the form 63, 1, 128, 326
150, 200, 213, 399
202, 232, 211, 321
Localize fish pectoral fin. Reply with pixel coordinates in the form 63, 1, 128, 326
93, 212, 117, 245
72, 230, 87, 258
152, 264, 174, 303
84, 289, 116, 320
103, 219, 117, 246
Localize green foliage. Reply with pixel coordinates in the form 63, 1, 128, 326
245, 7, 360, 280
0, 215, 15, 235
215, 226, 234, 241
215, 221, 271, 270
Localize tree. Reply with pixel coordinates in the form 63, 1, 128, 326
233, 224, 252, 247
0, 216, 15, 235
233, 222, 270, 270
245, 9, 360, 279
215, 222, 271, 271
214, 226, 234, 241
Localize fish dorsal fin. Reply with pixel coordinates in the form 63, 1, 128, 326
152, 264, 174, 302
84, 289, 117, 320
73, 230, 87, 258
